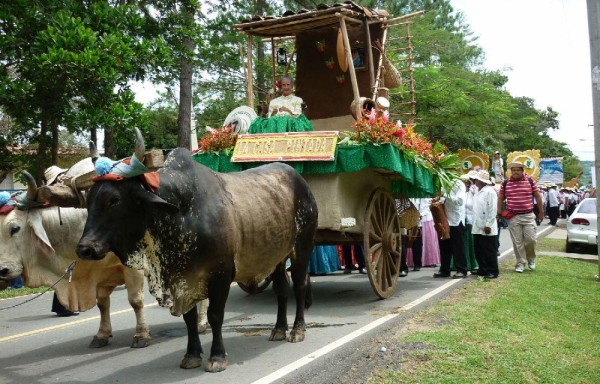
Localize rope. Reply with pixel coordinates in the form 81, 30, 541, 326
0, 261, 76, 311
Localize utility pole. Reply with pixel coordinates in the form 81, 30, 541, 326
587, 0, 600, 281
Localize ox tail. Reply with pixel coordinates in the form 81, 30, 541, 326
304, 274, 313, 310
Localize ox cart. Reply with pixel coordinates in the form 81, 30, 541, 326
194, 3, 451, 299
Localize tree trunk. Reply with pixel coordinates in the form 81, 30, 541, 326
51, 119, 59, 166
36, 112, 49, 184
90, 126, 97, 153
104, 127, 115, 159
177, 3, 196, 149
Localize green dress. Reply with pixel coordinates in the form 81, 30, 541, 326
248, 114, 314, 134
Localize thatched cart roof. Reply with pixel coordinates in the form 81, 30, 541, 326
233, 1, 388, 37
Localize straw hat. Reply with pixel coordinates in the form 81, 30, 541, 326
44, 165, 67, 185
508, 161, 524, 169
375, 96, 390, 111
460, 170, 478, 181
472, 170, 493, 185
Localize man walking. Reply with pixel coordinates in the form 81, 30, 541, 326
471, 170, 499, 278
497, 162, 544, 273
433, 177, 468, 279
547, 184, 560, 225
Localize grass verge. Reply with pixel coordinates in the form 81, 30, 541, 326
0, 286, 49, 300
536, 237, 566, 252
370, 256, 600, 384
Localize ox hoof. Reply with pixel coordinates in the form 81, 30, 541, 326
205, 356, 228, 373
269, 328, 287, 341
89, 336, 110, 348
197, 323, 208, 335
131, 335, 151, 348
288, 327, 306, 343
180, 354, 203, 369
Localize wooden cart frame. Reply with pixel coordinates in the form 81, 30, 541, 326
230, 4, 426, 299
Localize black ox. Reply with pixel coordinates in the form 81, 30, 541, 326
76, 129, 318, 372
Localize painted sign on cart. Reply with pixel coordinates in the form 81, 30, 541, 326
231, 131, 338, 162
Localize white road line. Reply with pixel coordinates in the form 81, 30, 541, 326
251, 224, 557, 384
0, 303, 159, 342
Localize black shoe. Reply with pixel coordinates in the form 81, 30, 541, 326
433, 272, 450, 278
412, 267, 421, 272
399, 270, 408, 277
343, 268, 352, 274
471, 270, 482, 276
482, 274, 498, 279
358, 268, 367, 274
452, 272, 467, 279
56, 311, 79, 317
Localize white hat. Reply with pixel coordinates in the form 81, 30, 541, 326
472, 170, 493, 185
44, 165, 67, 185
376, 96, 390, 110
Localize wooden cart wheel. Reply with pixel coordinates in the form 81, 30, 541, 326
363, 188, 402, 299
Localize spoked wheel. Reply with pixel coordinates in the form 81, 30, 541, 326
363, 188, 402, 299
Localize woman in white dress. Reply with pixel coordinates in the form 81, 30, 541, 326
492, 151, 504, 181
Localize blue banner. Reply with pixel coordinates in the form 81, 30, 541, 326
539, 158, 563, 185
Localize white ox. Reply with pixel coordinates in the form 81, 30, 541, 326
0, 204, 151, 348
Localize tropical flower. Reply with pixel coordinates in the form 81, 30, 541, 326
343, 111, 459, 192
198, 126, 238, 154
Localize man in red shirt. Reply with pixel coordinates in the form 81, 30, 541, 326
497, 162, 544, 273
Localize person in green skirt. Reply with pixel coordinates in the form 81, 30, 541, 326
451, 171, 479, 273
248, 75, 314, 134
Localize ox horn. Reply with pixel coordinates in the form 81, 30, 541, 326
21, 170, 38, 201
134, 128, 145, 162
89, 141, 99, 165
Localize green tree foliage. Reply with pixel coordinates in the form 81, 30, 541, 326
372, 0, 582, 180
0, 0, 165, 179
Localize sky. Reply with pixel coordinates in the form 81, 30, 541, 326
450, 0, 595, 161
132, 0, 595, 160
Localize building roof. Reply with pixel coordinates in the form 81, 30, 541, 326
234, 1, 388, 37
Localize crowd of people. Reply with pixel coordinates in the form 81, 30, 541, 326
314, 157, 591, 281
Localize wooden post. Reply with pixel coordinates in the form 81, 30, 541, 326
372, 27, 388, 100
406, 23, 416, 119
271, 38, 276, 91
247, 34, 254, 107
364, 17, 375, 91
339, 16, 361, 121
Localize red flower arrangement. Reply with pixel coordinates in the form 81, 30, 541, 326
198, 126, 238, 154
345, 111, 459, 191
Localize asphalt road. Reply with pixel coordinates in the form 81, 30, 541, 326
0, 222, 558, 384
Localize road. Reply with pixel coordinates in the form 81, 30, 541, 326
0, 223, 558, 384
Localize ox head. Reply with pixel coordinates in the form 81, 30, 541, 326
0, 174, 55, 280
76, 129, 178, 266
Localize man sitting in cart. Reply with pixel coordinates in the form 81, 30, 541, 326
249, 74, 314, 134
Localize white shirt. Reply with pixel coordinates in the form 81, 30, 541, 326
548, 188, 559, 207
472, 184, 498, 236
410, 198, 434, 226
464, 184, 477, 225
268, 94, 303, 117
440, 179, 466, 227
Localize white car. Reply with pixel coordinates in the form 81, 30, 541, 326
566, 198, 597, 252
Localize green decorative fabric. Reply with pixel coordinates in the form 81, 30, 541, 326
248, 114, 314, 134
192, 142, 437, 198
